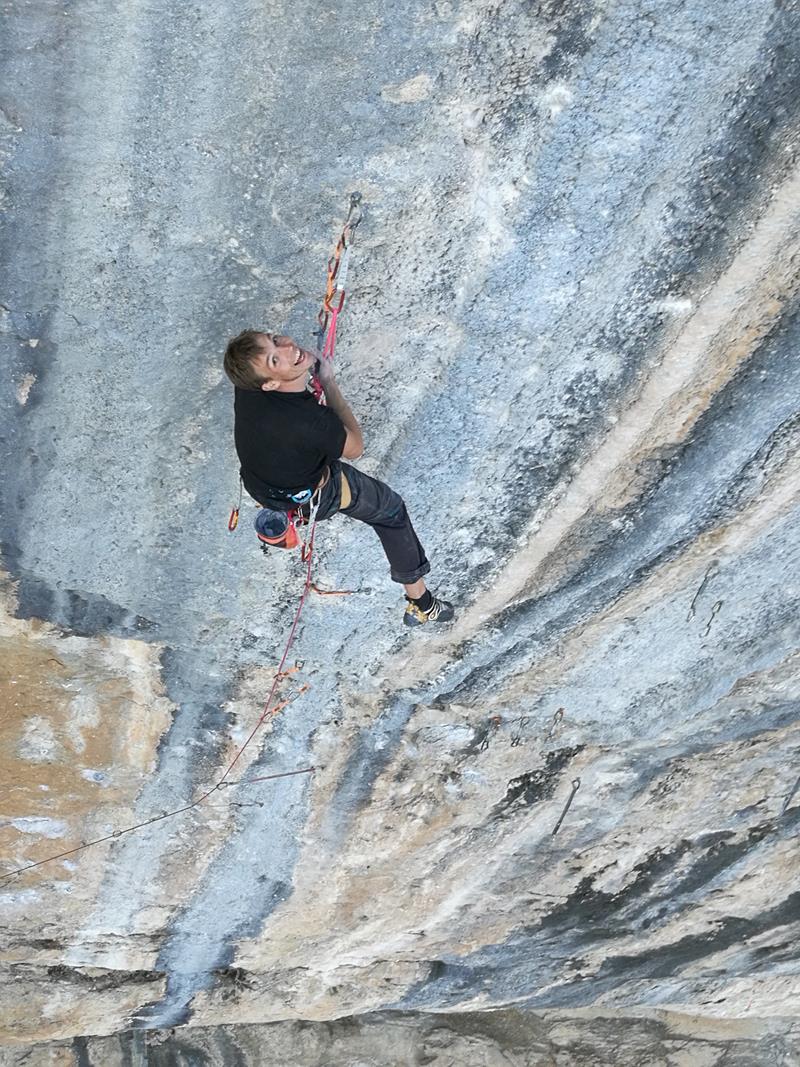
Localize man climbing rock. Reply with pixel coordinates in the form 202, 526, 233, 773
224, 330, 453, 626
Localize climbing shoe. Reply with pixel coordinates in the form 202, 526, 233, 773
403, 594, 454, 627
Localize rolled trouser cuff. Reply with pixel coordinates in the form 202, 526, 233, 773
390, 559, 431, 585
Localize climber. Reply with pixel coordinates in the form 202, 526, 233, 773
223, 330, 454, 627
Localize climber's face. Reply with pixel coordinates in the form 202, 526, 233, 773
253, 333, 314, 392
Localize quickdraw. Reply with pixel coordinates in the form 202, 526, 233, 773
228, 477, 244, 532
311, 191, 363, 403
552, 777, 581, 836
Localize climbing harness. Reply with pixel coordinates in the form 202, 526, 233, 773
256, 480, 316, 507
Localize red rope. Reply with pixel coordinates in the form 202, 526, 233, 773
320, 305, 340, 362
310, 583, 355, 597
311, 268, 343, 402
216, 515, 317, 786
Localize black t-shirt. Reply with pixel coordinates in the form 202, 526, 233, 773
234, 387, 346, 506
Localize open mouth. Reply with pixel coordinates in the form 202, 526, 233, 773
294, 350, 305, 366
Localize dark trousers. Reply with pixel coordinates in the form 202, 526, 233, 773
315, 461, 430, 585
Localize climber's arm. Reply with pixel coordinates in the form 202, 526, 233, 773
317, 361, 364, 460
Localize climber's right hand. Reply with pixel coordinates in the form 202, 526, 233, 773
316, 356, 336, 385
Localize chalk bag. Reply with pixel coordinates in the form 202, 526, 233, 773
254, 507, 302, 551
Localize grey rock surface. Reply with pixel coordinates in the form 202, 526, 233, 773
1, 0, 799, 1060
2, 1010, 800, 1067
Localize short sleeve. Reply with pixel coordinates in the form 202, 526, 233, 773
314, 404, 347, 461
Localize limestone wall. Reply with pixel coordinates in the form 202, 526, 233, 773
1, 0, 799, 1059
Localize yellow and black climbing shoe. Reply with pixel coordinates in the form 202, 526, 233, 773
403, 594, 455, 627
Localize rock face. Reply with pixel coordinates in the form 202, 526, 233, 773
3, 1010, 800, 1067
1, 0, 799, 1061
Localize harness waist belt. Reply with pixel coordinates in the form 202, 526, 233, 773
266, 484, 315, 505
249, 466, 330, 508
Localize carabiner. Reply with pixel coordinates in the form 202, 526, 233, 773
345, 191, 363, 233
